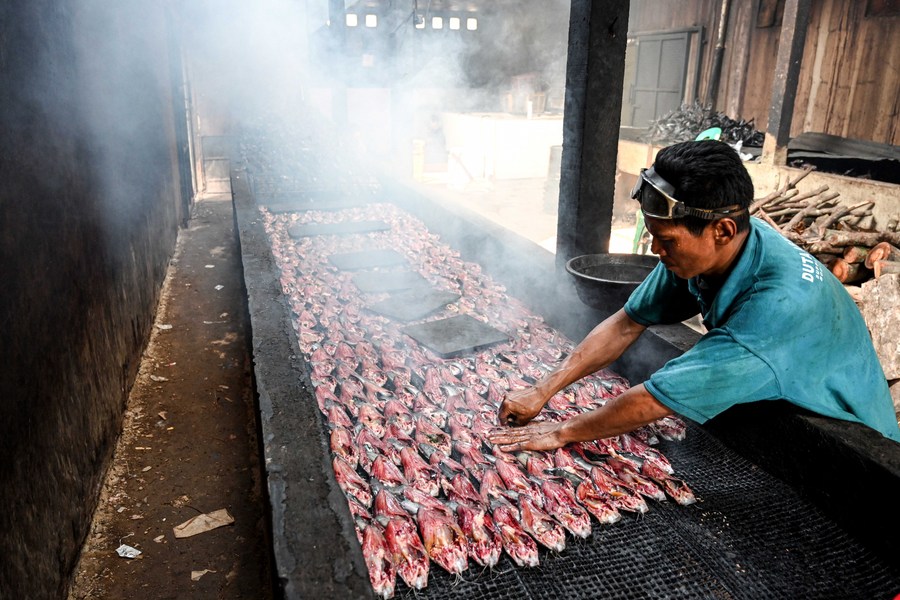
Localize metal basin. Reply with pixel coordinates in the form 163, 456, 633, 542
566, 253, 659, 311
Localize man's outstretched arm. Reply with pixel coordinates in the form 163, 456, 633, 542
498, 308, 647, 425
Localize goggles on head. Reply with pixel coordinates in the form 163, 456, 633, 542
631, 166, 746, 220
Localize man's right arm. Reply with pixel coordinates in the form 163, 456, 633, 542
498, 308, 647, 425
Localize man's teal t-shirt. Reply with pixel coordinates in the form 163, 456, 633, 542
624, 217, 900, 442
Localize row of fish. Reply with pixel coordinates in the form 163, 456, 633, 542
255, 165, 693, 598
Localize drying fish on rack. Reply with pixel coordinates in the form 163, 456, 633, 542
258, 197, 694, 598
454, 500, 503, 568
539, 477, 592, 539
359, 520, 396, 599
382, 516, 429, 591
491, 498, 540, 568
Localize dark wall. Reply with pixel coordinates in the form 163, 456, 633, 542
0, 1, 184, 597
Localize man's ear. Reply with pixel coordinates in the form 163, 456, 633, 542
713, 218, 738, 244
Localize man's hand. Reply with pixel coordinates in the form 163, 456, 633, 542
496, 310, 646, 426
487, 421, 568, 452
491, 385, 672, 453
497, 387, 547, 426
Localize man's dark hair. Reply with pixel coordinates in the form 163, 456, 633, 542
653, 140, 754, 236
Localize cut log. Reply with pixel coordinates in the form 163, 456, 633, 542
802, 240, 846, 255
822, 230, 900, 248
765, 185, 830, 217
849, 215, 876, 230
814, 200, 874, 232
842, 246, 871, 264
814, 253, 841, 265
751, 189, 801, 215
749, 166, 813, 213
849, 203, 876, 217
827, 258, 871, 284
873, 260, 900, 279
863, 242, 900, 269
784, 191, 841, 231
756, 208, 782, 231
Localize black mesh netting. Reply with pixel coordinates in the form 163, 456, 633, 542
405, 422, 899, 599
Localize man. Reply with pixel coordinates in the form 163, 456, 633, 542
488, 140, 900, 452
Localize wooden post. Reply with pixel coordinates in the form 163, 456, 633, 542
761, 0, 812, 165
556, 0, 629, 267
705, 0, 733, 109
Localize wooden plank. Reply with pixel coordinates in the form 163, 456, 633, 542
757, 0, 781, 28
792, 0, 900, 146
866, 0, 900, 17
798, 0, 832, 136
841, 6, 868, 138
869, 17, 900, 145
725, 0, 754, 118
740, 27, 780, 131
821, 2, 863, 140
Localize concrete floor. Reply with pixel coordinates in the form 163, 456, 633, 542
69, 195, 273, 600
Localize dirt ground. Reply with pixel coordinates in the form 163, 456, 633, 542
69, 195, 274, 600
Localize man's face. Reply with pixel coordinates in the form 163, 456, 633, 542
644, 216, 719, 280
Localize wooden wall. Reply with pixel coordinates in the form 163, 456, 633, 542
794, 0, 899, 145
629, 0, 900, 146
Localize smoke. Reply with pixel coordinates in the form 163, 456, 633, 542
179, 0, 313, 121
168, 0, 571, 170
171, 0, 575, 312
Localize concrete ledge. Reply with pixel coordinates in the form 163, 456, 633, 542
231, 169, 372, 599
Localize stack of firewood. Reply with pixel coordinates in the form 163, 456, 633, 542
751, 166, 900, 295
